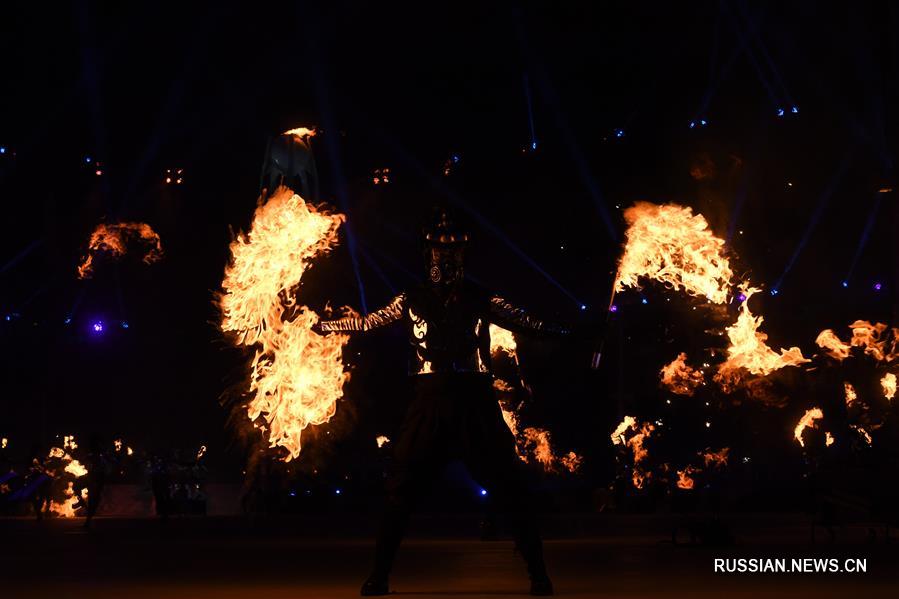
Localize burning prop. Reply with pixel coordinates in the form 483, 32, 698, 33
220, 187, 349, 461
490, 324, 582, 473
77, 222, 163, 278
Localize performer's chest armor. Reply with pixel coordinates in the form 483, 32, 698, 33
404, 286, 491, 375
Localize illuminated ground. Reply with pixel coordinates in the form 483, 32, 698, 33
2, 515, 898, 598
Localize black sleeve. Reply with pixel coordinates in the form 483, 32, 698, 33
487, 294, 570, 337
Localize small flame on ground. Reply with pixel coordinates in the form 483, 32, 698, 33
701, 447, 729, 468
676, 466, 699, 490
283, 126, 317, 140
375, 435, 390, 448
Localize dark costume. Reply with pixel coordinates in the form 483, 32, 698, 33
317, 209, 566, 596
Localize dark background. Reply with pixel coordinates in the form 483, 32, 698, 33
1, 1, 897, 506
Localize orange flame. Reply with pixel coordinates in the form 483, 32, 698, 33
851, 424, 872, 445
220, 187, 349, 461
611, 416, 654, 488
882, 373, 897, 400
676, 466, 699, 490
844, 382, 857, 406
794, 408, 824, 448
715, 286, 809, 389
815, 329, 851, 360
283, 126, 317, 140
77, 222, 163, 279
49, 482, 80, 518
660, 352, 705, 396
701, 447, 729, 468
375, 435, 390, 448
615, 202, 733, 304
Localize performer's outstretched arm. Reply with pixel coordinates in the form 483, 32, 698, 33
317, 293, 406, 333
487, 295, 571, 337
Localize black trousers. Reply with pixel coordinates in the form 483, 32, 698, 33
373, 373, 546, 577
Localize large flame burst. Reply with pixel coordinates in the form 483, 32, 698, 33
614, 202, 733, 304
220, 188, 349, 461
715, 286, 809, 389
77, 222, 163, 278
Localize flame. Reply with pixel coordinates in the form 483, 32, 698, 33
794, 408, 824, 447
844, 382, 857, 406
610, 416, 654, 488
77, 222, 163, 279
375, 435, 390, 448
63, 435, 77, 451
701, 447, 729, 468
49, 482, 80, 518
127, 446, 133, 456
114, 439, 123, 452
676, 466, 699, 490
851, 425, 872, 445
614, 202, 733, 304
825, 432, 835, 446
65, 459, 88, 478
489, 324, 518, 360
283, 126, 317, 140
659, 352, 705, 395
715, 286, 809, 389
196, 445, 207, 460
220, 187, 349, 461
882, 373, 897, 400
815, 329, 851, 360
1, 437, 7, 449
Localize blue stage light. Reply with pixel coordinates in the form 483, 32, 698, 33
770, 289, 779, 296
841, 281, 848, 288
610, 304, 618, 313
874, 282, 882, 291
791, 106, 798, 114
580, 304, 587, 311
0, 147, 6, 154
614, 129, 624, 138
121, 321, 129, 329
85, 156, 92, 163
737, 292, 747, 302
3, 315, 9, 321
776, 108, 785, 117
700, 119, 708, 126
92, 321, 104, 333
480, 489, 487, 496
452, 154, 460, 163
335, 489, 341, 495
64, 317, 72, 325
641, 298, 648, 305
531, 141, 537, 150
689, 121, 696, 129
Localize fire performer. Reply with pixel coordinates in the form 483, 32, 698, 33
315, 208, 594, 596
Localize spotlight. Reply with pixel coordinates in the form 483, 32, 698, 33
335, 489, 342, 495
614, 129, 624, 138
64, 317, 72, 325
791, 106, 799, 114
530, 141, 537, 150
874, 282, 882, 291
689, 121, 696, 129
770, 289, 779, 296
580, 304, 587, 311
121, 321, 129, 329
737, 292, 747, 302
641, 298, 648, 305
452, 154, 460, 163
85, 156, 92, 163
3, 315, 9, 321
700, 119, 708, 126
776, 108, 785, 117
92, 321, 104, 333
609, 304, 618, 313
841, 281, 848, 288
0, 147, 6, 154
480, 489, 487, 496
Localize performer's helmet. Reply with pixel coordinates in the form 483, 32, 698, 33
422, 207, 469, 287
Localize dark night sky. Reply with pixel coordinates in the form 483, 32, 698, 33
1, 1, 897, 479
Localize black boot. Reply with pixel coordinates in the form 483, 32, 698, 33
360, 571, 390, 596
529, 572, 554, 596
